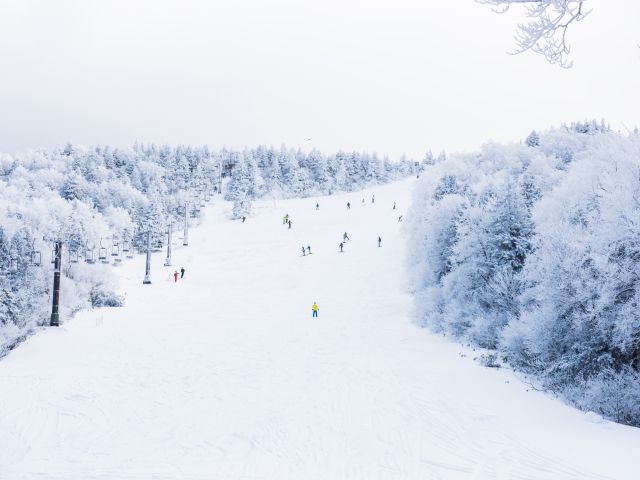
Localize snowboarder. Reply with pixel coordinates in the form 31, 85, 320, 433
302, 246, 306, 256
393, 202, 396, 210
312, 302, 319, 318
180, 267, 185, 279
347, 202, 351, 209
307, 245, 311, 255
343, 232, 350, 242
339, 242, 343, 252
173, 271, 179, 283
316, 203, 319, 210
378, 236, 382, 247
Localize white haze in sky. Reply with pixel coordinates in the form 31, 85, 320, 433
0, 0, 638, 159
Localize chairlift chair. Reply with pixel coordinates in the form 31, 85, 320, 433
111, 245, 120, 257
69, 249, 79, 263
85, 249, 96, 264
98, 247, 108, 262
31, 250, 42, 267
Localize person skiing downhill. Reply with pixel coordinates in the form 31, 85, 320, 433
316, 203, 319, 210
307, 246, 311, 255
372, 195, 375, 204
312, 302, 319, 318
302, 246, 306, 256
288, 220, 292, 229
393, 202, 396, 210
343, 232, 350, 242
180, 267, 185, 279
378, 236, 382, 247
339, 242, 344, 252
347, 202, 351, 209
242, 216, 246, 223
173, 271, 179, 283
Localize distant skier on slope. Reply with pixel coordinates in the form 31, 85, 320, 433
398, 215, 403, 222
347, 202, 351, 209
343, 232, 350, 242
393, 202, 396, 210
307, 246, 311, 255
302, 246, 306, 256
339, 242, 344, 252
173, 271, 179, 283
288, 220, 292, 229
316, 203, 319, 210
372, 195, 375, 204
361, 198, 365, 206
242, 216, 246, 223
180, 267, 185, 279
312, 302, 319, 318
378, 236, 382, 247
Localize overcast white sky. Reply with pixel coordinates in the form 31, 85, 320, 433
0, 0, 638, 159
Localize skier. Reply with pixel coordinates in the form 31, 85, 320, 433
361, 198, 365, 206
302, 246, 306, 256
372, 195, 375, 204
312, 302, 319, 318
180, 267, 185, 279
288, 220, 292, 229
316, 203, 319, 210
393, 202, 396, 210
343, 232, 350, 242
347, 202, 351, 209
378, 236, 382, 247
398, 215, 403, 222
307, 245, 311, 255
339, 242, 344, 252
173, 270, 179, 283
242, 216, 246, 223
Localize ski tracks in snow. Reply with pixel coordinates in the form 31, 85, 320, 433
0, 179, 638, 479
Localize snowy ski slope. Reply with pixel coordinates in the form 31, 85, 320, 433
1, 178, 639, 479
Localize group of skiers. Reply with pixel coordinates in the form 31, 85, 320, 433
278, 194, 399, 318
172, 267, 185, 283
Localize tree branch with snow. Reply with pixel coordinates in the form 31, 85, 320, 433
478, 0, 589, 67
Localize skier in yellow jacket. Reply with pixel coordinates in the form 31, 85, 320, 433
312, 302, 319, 318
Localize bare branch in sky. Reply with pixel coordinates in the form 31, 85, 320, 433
479, 0, 589, 67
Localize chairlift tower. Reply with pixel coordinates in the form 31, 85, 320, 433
164, 224, 173, 267
50, 241, 62, 326
143, 231, 152, 284
183, 204, 189, 246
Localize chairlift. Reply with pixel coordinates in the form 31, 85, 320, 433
51, 248, 57, 264
8, 248, 18, 273
98, 247, 108, 262
85, 249, 96, 264
111, 245, 120, 257
69, 249, 79, 263
31, 250, 42, 267
122, 240, 130, 252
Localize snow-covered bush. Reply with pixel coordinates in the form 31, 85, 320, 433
407, 124, 640, 426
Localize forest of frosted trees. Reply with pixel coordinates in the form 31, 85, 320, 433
0, 143, 416, 355
406, 122, 640, 426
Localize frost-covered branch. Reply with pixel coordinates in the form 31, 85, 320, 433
478, 0, 589, 67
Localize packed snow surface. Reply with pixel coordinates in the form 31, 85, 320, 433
1, 179, 639, 479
